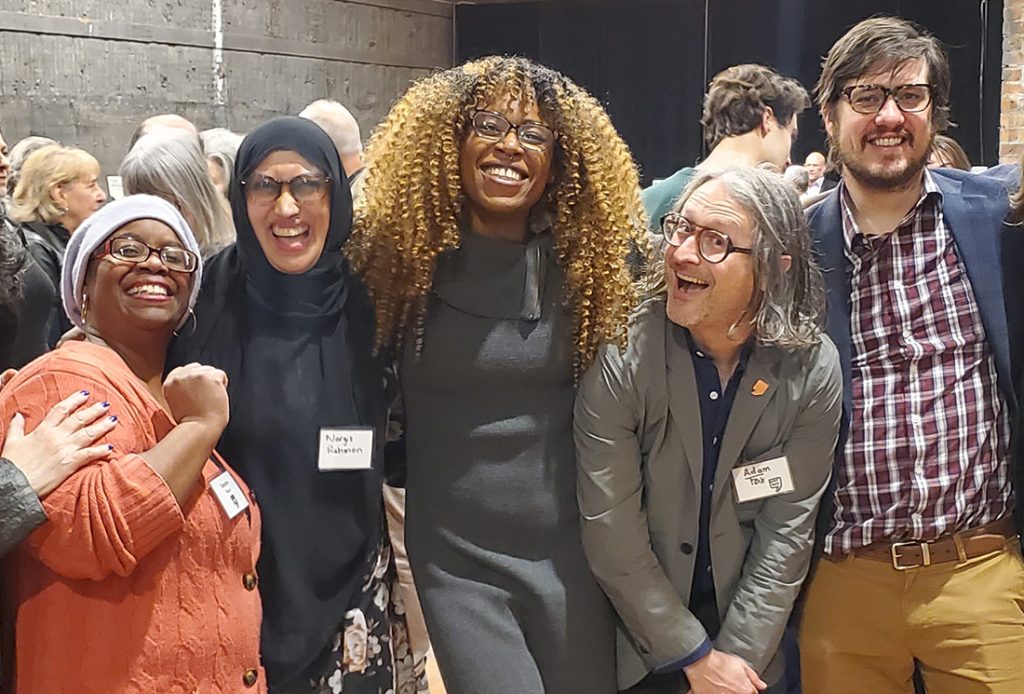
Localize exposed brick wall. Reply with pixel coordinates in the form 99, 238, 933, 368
1002, 0, 1024, 162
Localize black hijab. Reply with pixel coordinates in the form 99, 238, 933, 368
170, 117, 386, 687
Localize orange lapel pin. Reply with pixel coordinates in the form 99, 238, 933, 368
751, 379, 770, 396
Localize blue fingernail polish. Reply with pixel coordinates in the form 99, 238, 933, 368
80, 390, 89, 396
107, 444, 114, 451
101, 401, 110, 408
109, 415, 118, 422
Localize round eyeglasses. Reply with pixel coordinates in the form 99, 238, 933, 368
660, 212, 752, 264
470, 110, 556, 152
242, 174, 330, 205
94, 237, 198, 273
840, 83, 933, 115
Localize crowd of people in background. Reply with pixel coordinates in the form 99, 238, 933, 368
0, 12, 1021, 694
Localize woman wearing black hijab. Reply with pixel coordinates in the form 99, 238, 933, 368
170, 117, 419, 693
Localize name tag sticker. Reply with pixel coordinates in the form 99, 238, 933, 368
732, 455, 795, 503
210, 470, 249, 520
318, 428, 374, 471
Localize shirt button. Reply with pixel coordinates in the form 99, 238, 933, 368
696, 351, 705, 358
712, 436, 719, 446
243, 669, 259, 687
243, 571, 258, 591
680, 542, 694, 554
709, 391, 719, 401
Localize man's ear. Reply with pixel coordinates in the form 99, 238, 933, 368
821, 106, 837, 140
760, 106, 776, 136
780, 254, 793, 273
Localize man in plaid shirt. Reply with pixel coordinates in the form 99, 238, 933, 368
800, 16, 1024, 694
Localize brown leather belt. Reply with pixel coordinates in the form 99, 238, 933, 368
852, 516, 1017, 570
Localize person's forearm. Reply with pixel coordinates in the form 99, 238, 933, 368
140, 421, 220, 506
0, 457, 47, 556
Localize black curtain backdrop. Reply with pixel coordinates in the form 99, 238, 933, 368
455, 0, 1003, 185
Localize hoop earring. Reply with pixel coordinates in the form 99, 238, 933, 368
173, 308, 197, 338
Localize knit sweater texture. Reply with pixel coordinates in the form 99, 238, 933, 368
0, 341, 265, 693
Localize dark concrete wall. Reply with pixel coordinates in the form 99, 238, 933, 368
0, 0, 453, 180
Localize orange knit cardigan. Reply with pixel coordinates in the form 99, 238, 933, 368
0, 341, 265, 693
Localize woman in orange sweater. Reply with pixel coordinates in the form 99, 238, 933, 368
0, 194, 264, 693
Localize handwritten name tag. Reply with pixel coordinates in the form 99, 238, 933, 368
210, 470, 249, 520
731, 455, 795, 503
318, 428, 374, 471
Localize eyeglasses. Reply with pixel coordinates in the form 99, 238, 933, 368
840, 83, 933, 115
470, 110, 556, 152
241, 174, 330, 205
660, 212, 752, 264
94, 237, 198, 273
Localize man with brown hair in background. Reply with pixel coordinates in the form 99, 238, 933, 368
643, 64, 810, 232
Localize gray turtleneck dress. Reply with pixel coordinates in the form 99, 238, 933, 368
401, 230, 616, 694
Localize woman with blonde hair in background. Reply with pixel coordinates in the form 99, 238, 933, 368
9, 143, 106, 341
122, 133, 235, 257
347, 55, 648, 694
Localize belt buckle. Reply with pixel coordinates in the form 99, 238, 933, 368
890, 540, 931, 570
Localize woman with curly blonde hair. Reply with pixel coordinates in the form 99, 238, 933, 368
347, 56, 648, 693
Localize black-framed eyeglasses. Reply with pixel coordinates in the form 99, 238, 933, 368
660, 212, 752, 264
840, 83, 933, 115
93, 237, 198, 273
470, 110, 556, 152
241, 174, 330, 205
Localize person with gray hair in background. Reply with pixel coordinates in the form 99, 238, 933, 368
783, 164, 810, 196
201, 127, 244, 200
299, 99, 366, 196
6, 136, 57, 197
121, 133, 235, 257
577, 167, 841, 694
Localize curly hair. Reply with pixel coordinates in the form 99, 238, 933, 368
346, 56, 649, 376
701, 64, 810, 150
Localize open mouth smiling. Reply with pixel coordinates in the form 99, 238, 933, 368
676, 273, 710, 292
481, 164, 527, 183
125, 280, 174, 300
272, 225, 309, 238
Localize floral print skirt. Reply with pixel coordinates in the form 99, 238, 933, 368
307, 541, 429, 694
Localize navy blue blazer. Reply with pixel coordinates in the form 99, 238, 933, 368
806, 165, 1024, 535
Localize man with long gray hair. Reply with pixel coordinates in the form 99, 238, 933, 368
576, 167, 841, 694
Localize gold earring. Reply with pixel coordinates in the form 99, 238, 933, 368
81, 291, 89, 324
